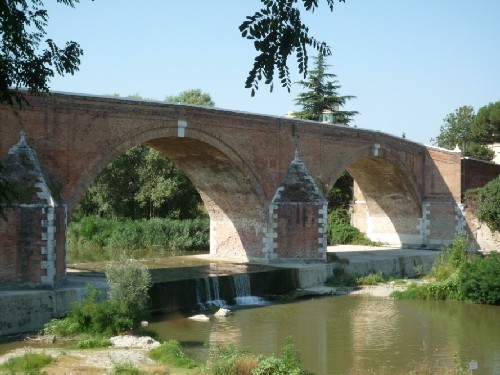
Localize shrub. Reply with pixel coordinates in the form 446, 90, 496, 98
105, 258, 152, 325
476, 176, 500, 232
76, 337, 112, 349
431, 235, 473, 281
149, 340, 198, 369
253, 337, 311, 375
457, 252, 500, 304
356, 272, 393, 285
109, 362, 141, 375
0, 351, 53, 374
327, 208, 376, 245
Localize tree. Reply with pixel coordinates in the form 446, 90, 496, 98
472, 101, 500, 145
1, 0, 346, 104
0, 0, 87, 106
432, 105, 494, 161
166, 89, 215, 107
240, 0, 346, 96
75, 90, 216, 221
476, 176, 500, 233
294, 53, 357, 124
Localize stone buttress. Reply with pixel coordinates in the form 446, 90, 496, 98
264, 151, 328, 263
0, 131, 67, 289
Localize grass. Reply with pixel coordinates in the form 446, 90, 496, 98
0, 351, 53, 374
326, 269, 396, 287
148, 340, 199, 369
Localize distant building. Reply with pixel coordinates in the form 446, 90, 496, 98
488, 143, 500, 164
284, 107, 347, 126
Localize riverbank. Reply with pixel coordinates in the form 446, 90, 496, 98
0, 282, 407, 375
0, 246, 439, 337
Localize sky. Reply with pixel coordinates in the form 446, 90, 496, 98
44, 0, 500, 145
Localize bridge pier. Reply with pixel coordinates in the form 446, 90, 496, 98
0, 132, 67, 289
263, 151, 328, 263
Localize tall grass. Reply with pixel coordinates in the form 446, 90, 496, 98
67, 216, 209, 262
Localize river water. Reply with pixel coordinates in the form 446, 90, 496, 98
149, 295, 500, 375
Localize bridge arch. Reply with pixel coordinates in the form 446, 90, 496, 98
323, 145, 423, 247
69, 123, 268, 261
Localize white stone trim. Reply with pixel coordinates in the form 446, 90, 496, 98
177, 120, 187, 137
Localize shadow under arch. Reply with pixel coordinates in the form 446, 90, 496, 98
326, 147, 424, 247
70, 125, 269, 261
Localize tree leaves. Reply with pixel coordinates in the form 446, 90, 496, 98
240, 0, 345, 96
0, 0, 86, 107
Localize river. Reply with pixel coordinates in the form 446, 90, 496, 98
149, 295, 500, 375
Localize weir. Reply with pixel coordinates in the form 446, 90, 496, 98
148, 263, 298, 313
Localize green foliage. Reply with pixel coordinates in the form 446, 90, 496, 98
392, 235, 500, 305
476, 176, 500, 232
356, 272, 394, 285
0, 0, 84, 107
75, 145, 204, 221
253, 337, 310, 375
68, 287, 136, 335
0, 351, 53, 374
294, 54, 357, 124
109, 362, 141, 375
76, 337, 112, 349
105, 258, 152, 323
431, 235, 473, 281
149, 340, 198, 369
165, 88, 215, 106
207, 344, 257, 375
327, 208, 377, 245
240, 0, 345, 96
67, 216, 209, 262
456, 252, 500, 305
431, 105, 494, 160
326, 171, 353, 209
205, 337, 309, 375
472, 101, 500, 144
44, 280, 151, 337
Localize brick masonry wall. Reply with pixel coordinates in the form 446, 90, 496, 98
0, 93, 473, 271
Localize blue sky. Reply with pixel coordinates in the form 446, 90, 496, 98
45, 1, 500, 145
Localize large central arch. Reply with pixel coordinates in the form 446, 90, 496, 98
71, 123, 269, 261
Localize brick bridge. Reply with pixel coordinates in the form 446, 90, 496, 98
1, 93, 497, 288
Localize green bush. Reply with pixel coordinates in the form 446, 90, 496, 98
109, 362, 141, 375
457, 252, 500, 304
431, 235, 473, 281
253, 337, 311, 375
76, 337, 112, 349
356, 272, 394, 285
0, 351, 53, 374
149, 340, 198, 369
105, 258, 152, 324
327, 208, 376, 245
476, 176, 500, 232
45, 261, 152, 337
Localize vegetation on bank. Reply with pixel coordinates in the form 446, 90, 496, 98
45, 258, 151, 336
391, 235, 500, 305
464, 175, 500, 233
327, 208, 380, 246
67, 216, 209, 263
0, 351, 53, 374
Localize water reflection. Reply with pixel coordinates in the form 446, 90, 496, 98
150, 296, 500, 375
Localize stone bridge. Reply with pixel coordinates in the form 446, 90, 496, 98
1, 92, 496, 288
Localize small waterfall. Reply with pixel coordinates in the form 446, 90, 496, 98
233, 274, 267, 306
196, 277, 226, 308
